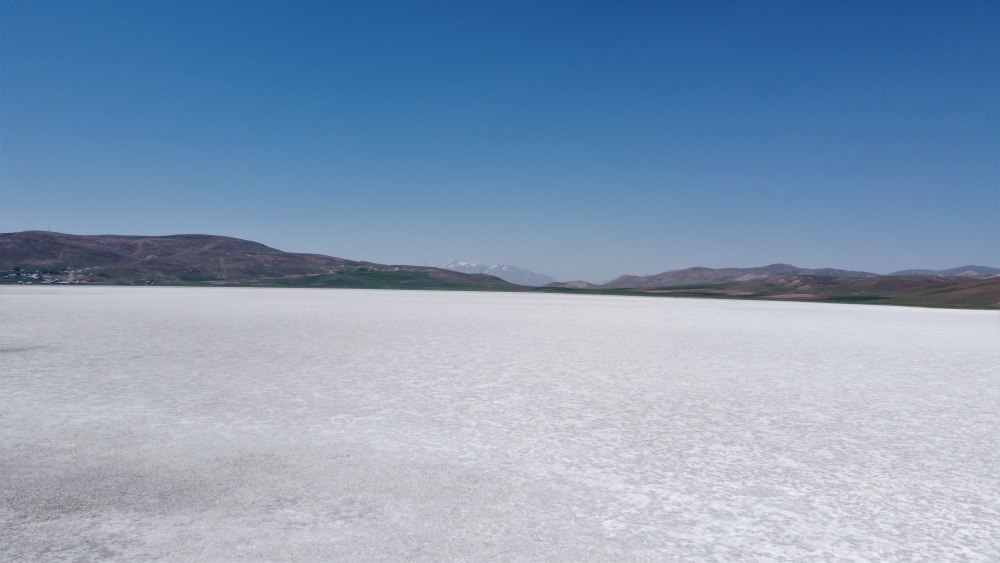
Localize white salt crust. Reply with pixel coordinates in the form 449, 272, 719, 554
1, 286, 998, 561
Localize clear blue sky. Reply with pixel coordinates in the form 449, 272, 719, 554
2, 1, 997, 281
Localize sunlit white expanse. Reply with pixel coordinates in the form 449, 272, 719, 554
1, 287, 997, 561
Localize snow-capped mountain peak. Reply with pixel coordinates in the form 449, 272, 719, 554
439, 261, 555, 286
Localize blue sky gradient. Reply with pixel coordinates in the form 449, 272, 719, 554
2, 1, 997, 281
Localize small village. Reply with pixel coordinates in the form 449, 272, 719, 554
3, 267, 157, 285
5, 268, 77, 284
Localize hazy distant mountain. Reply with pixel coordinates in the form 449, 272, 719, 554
600, 264, 879, 289
543, 280, 597, 289
889, 266, 1000, 277
439, 261, 555, 286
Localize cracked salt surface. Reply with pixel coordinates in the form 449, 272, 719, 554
1, 287, 998, 561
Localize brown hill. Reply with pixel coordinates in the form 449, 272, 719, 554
543, 280, 596, 289
0, 231, 518, 290
869, 275, 1000, 308
601, 264, 879, 289
889, 266, 1000, 277
536, 272, 999, 309
624, 274, 1000, 309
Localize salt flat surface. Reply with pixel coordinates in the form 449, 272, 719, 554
1, 286, 998, 562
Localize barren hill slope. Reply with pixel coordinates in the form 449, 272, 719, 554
0, 231, 517, 290
539, 274, 999, 309
601, 264, 879, 289
889, 266, 1000, 277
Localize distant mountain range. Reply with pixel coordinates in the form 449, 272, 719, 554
2, 231, 996, 308
438, 261, 555, 286
599, 264, 880, 289
545, 263, 998, 289
888, 266, 1000, 277
0, 231, 517, 291
539, 263, 999, 309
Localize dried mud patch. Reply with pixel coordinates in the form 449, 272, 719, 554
0, 345, 45, 354
0, 436, 623, 562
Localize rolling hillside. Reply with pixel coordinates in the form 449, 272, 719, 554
0, 231, 518, 291
3, 231, 996, 307
598, 264, 879, 289
888, 266, 1000, 277
541, 273, 999, 309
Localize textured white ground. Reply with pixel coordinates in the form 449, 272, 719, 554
1, 287, 998, 562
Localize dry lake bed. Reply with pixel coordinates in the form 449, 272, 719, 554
1, 286, 998, 561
